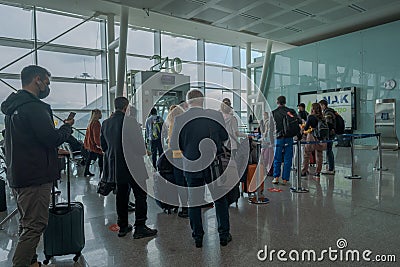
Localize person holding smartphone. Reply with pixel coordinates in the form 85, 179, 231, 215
1, 65, 74, 267
84, 109, 103, 177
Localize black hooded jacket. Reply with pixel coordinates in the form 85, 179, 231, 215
1, 90, 72, 188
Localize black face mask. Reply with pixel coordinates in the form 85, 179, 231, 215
38, 80, 50, 99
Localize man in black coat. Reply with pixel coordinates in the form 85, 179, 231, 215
170, 89, 231, 248
101, 97, 157, 238
1, 65, 73, 267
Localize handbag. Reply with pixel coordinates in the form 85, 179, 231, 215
304, 132, 327, 152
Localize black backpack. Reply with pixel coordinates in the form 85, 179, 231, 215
283, 110, 300, 138
313, 118, 329, 140
334, 112, 345, 134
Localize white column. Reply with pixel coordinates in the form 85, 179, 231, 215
116, 6, 129, 97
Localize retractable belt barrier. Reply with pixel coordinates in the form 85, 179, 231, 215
288, 133, 385, 193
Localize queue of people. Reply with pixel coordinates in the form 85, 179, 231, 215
1, 65, 342, 266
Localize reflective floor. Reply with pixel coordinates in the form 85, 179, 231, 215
1, 147, 399, 266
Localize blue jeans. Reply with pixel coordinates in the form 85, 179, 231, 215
185, 169, 230, 241
273, 138, 293, 181
326, 142, 335, 171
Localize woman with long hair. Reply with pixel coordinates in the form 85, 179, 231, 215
84, 109, 103, 177
301, 103, 327, 179
165, 104, 188, 218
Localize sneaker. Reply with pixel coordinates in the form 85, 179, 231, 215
178, 209, 189, 218
133, 225, 157, 239
272, 178, 279, 184
313, 173, 321, 179
128, 205, 135, 212
281, 180, 288, 185
118, 224, 133, 237
220, 234, 232, 246
321, 170, 335, 175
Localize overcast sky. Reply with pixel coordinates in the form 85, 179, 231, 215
0, 3, 261, 113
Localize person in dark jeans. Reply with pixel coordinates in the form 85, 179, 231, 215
1, 65, 73, 267
101, 97, 157, 239
319, 99, 335, 175
170, 89, 231, 248
145, 107, 164, 168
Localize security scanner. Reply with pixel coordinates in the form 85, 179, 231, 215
127, 70, 190, 125
374, 99, 399, 150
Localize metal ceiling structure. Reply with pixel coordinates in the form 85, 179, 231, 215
2, 0, 400, 50
102, 0, 400, 46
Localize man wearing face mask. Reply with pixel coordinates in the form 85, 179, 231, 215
1, 65, 74, 267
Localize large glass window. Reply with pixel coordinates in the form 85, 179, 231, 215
38, 51, 101, 78
205, 42, 232, 66
126, 55, 154, 71
0, 5, 32, 40
46, 82, 102, 109
161, 34, 197, 62
0, 47, 35, 74
127, 28, 154, 56
37, 11, 101, 49
205, 65, 233, 88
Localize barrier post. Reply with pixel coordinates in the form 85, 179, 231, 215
0, 208, 18, 230
248, 142, 269, 204
290, 141, 309, 193
345, 135, 361, 179
373, 133, 388, 171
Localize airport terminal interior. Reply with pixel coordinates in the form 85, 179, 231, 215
1, 0, 400, 266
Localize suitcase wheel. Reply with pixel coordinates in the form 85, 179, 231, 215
43, 255, 51, 265
73, 252, 81, 262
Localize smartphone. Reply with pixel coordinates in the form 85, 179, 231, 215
66, 112, 76, 121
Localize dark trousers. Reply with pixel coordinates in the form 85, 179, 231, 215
326, 141, 335, 171
151, 139, 163, 168
116, 179, 147, 228
85, 151, 103, 174
186, 169, 230, 241
173, 164, 188, 209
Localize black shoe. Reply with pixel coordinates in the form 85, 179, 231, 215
84, 172, 95, 177
178, 211, 189, 218
128, 205, 135, 212
220, 234, 232, 246
129, 202, 135, 207
118, 224, 133, 237
195, 239, 203, 248
133, 225, 157, 239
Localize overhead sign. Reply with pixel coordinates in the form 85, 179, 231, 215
299, 87, 356, 130
150, 55, 182, 74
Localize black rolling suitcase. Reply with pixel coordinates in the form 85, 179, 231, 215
43, 155, 85, 265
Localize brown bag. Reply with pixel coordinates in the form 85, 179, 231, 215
305, 132, 327, 152
304, 133, 316, 152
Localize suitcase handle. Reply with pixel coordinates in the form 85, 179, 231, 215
52, 155, 71, 211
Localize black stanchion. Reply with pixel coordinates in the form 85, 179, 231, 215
373, 133, 388, 171
249, 142, 270, 205
344, 135, 361, 179
290, 141, 309, 193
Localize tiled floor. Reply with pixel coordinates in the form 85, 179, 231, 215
0, 147, 399, 266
